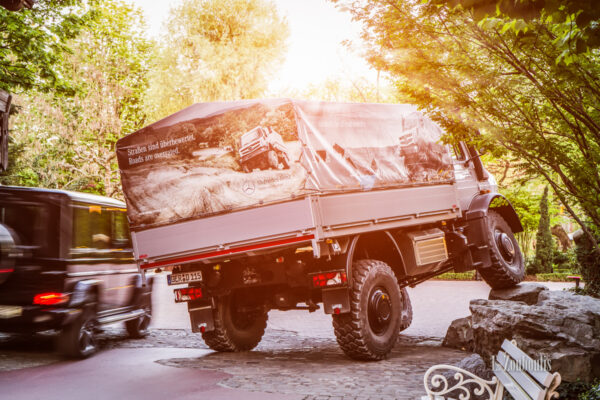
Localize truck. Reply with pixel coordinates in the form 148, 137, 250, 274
116, 99, 525, 361
238, 125, 291, 172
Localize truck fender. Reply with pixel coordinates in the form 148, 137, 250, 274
346, 231, 407, 285
68, 279, 102, 309
467, 193, 523, 234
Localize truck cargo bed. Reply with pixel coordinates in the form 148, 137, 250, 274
134, 183, 460, 269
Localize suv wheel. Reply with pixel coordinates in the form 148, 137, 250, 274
202, 293, 267, 352
478, 210, 525, 289
57, 306, 98, 359
332, 259, 403, 360
126, 295, 152, 338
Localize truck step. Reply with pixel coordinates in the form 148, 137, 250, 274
97, 309, 145, 326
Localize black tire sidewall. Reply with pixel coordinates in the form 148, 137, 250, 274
355, 263, 402, 355
488, 211, 524, 281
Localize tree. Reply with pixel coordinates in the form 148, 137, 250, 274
1, 0, 153, 197
333, 0, 600, 255
145, 0, 289, 121
533, 186, 554, 273
0, 0, 91, 94
434, 0, 600, 62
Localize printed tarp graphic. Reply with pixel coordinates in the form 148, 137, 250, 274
116, 99, 454, 230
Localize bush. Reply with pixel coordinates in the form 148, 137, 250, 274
573, 231, 600, 297
557, 380, 595, 400
534, 187, 554, 273
536, 273, 572, 282
579, 381, 600, 400
553, 248, 579, 272
432, 271, 476, 280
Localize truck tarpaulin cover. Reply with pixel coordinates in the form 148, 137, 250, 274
116, 99, 454, 231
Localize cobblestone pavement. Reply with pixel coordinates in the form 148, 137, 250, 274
0, 326, 469, 400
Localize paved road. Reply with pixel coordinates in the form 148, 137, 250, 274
153, 274, 572, 338
0, 279, 573, 400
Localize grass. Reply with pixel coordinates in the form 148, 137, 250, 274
432, 271, 578, 282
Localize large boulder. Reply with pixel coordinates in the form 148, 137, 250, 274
442, 316, 473, 351
469, 290, 600, 382
488, 282, 548, 305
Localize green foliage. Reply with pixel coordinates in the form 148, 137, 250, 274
145, 0, 289, 122
579, 381, 600, 400
434, 0, 600, 63
1, 0, 153, 197
574, 230, 600, 297
433, 271, 476, 280
0, 0, 92, 93
535, 273, 572, 282
334, 0, 600, 257
534, 187, 554, 273
556, 380, 600, 400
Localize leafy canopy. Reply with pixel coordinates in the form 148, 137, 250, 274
146, 0, 289, 121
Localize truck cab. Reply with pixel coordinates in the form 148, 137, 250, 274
238, 126, 290, 172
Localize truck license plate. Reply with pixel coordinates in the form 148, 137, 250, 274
168, 271, 203, 285
0, 305, 22, 319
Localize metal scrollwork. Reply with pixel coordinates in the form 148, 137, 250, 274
423, 365, 499, 400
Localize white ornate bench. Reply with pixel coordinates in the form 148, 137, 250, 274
423, 339, 561, 400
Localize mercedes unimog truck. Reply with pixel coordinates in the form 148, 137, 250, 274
116, 99, 525, 360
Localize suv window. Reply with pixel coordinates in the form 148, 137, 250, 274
0, 202, 55, 257
72, 204, 131, 253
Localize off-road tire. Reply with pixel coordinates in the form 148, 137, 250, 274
267, 150, 279, 169
478, 210, 525, 289
202, 294, 267, 352
332, 259, 403, 360
57, 306, 98, 359
126, 294, 152, 338
399, 287, 413, 332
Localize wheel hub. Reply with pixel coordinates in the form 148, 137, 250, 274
368, 288, 392, 334
495, 230, 515, 263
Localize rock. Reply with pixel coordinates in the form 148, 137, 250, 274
442, 316, 473, 351
469, 290, 600, 382
488, 282, 548, 305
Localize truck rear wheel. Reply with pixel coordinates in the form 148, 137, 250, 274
478, 210, 525, 289
202, 293, 267, 352
332, 259, 403, 360
399, 287, 412, 332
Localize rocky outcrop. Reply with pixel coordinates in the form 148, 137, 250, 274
443, 284, 600, 382
442, 316, 473, 351
488, 282, 548, 305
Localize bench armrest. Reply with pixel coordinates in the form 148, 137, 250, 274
423, 364, 500, 400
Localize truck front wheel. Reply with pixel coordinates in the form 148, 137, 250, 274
478, 210, 525, 289
202, 293, 267, 352
332, 259, 403, 360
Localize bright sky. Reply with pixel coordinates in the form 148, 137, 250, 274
127, 0, 376, 94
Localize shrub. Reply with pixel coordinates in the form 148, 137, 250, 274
573, 231, 600, 298
534, 186, 554, 273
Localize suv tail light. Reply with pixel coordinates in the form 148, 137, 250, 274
174, 287, 202, 303
311, 271, 347, 288
33, 292, 70, 306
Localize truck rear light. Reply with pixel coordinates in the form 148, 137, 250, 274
33, 292, 70, 306
174, 287, 203, 303
312, 271, 347, 288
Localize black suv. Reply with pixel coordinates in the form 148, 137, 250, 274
0, 186, 152, 358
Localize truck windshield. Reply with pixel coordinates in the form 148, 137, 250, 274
0, 202, 52, 256
241, 129, 261, 145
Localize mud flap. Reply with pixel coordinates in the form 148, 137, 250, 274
189, 305, 214, 333
465, 210, 492, 269
322, 287, 351, 314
